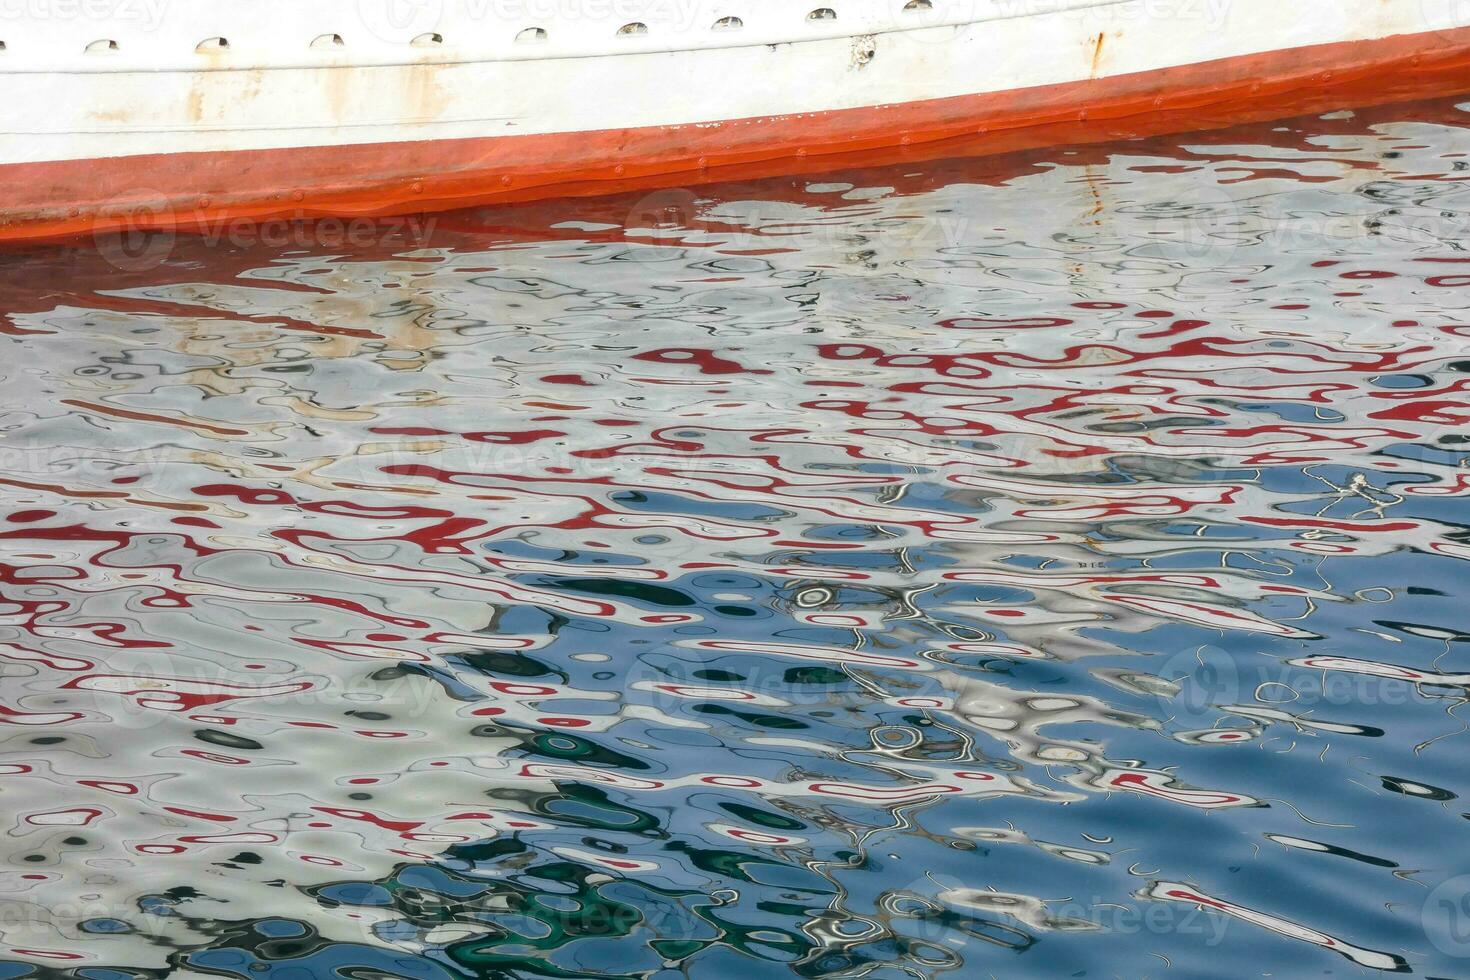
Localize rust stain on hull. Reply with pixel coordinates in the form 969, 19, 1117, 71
8, 26, 1470, 248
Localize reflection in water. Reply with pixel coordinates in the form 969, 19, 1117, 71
2, 95, 1469, 978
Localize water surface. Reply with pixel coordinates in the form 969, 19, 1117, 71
2, 96, 1470, 979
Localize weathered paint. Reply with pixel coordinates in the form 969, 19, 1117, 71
1, 0, 1469, 243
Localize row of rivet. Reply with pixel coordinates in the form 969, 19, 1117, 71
2, 2, 937, 55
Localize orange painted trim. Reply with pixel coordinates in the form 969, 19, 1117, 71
3, 25, 1470, 247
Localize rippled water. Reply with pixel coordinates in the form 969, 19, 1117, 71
3, 95, 1470, 979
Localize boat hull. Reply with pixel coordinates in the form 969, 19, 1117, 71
3, 0, 1470, 244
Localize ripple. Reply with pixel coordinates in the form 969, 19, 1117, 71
1, 94, 1469, 977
